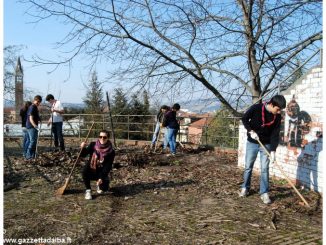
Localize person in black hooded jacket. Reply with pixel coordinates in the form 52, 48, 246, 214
239, 95, 286, 204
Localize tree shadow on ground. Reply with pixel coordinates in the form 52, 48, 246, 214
110, 179, 197, 197
4, 153, 26, 191
62, 189, 86, 195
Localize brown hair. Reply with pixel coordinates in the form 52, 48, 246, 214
99, 130, 110, 137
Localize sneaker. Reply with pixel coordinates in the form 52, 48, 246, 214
85, 189, 92, 200
260, 193, 272, 204
96, 185, 103, 194
166, 153, 176, 157
239, 188, 248, 197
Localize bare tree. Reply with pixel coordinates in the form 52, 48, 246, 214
20, 0, 322, 116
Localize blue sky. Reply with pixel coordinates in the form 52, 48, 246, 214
4, 0, 113, 104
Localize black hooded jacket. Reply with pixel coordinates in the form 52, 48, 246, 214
80, 141, 115, 180
242, 103, 282, 151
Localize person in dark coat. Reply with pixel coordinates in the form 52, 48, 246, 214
20, 101, 32, 158
239, 95, 286, 204
26, 95, 42, 160
80, 130, 115, 200
162, 103, 181, 156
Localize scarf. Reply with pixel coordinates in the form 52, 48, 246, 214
261, 102, 276, 127
90, 139, 113, 170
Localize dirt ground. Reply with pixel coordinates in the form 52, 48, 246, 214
4, 137, 322, 245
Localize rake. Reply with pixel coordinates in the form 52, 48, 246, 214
257, 138, 310, 207
56, 122, 95, 195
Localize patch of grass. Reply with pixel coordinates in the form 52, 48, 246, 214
272, 178, 288, 185
172, 160, 181, 166
69, 213, 82, 222
220, 222, 236, 231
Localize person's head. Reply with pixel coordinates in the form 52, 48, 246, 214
160, 105, 169, 113
23, 101, 32, 110
46, 94, 55, 104
33, 95, 42, 106
172, 103, 180, 111
267, 95, 286, 115
98, 130, 110, 144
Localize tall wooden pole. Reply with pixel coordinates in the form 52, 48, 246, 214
106, 92, 117, 149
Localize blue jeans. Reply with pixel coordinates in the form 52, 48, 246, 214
151, 122, 161, 145
52, 122, 65, 150
22, 128, 29, 157
164, 127, 178, 154
26, 128, 38, 159
242, 141, 271, 194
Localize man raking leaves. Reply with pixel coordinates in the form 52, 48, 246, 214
239, 95, 286, 204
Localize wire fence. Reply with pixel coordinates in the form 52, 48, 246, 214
4, 113, 240, 149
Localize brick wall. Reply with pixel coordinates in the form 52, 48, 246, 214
238, 67, 323, 193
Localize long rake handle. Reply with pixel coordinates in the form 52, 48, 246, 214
35, 124, 42, 159
66, 122, 95, 180
257, 139, 310, 207
50, 113, 54, 148
153, 127, 162, 153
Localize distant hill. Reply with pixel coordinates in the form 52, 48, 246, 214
4, 99, 85, 109
62, 103, 85, 109
179, 98, 220, 113
5, 98, 219, 113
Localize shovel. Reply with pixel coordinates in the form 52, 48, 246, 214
257, 138, 310, 207
56, 122, 95, 195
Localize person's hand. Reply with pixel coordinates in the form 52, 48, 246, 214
270, 151, 276, 164
249, 131, 259, 140
80, 142, 87, 148
97, 179, 103, 186
47, 121, 51, 127
34, 126, 39, 131
51, 108, 55, 113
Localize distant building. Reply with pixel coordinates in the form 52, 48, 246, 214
176, 111, 214, 143
15, 57, 24, 117
188, 117, 214, 144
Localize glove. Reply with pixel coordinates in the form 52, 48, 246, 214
80, 142, 87, 149
249, 131, 259, 140
270, 151, 276, 164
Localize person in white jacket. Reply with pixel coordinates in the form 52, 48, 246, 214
46, 94, 65, 151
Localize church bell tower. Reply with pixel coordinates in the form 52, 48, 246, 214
15, 57, 24, 116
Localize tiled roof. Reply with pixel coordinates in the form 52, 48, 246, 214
189, 117, 213, 128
